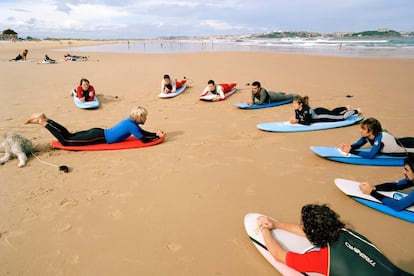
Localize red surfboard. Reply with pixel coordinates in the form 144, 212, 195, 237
51, 136, 164, 151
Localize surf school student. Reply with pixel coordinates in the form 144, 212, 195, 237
200, 80, 236, 101
247, 81, 297, 105
360, 155, 414, 211
289, 95, 360, 125
160, 74, 186, 94
25, 106, 166, 146
10, 49, 28, 61
75, 78, 96, 102
257, 204, 410, 275
339, 117, 414, 159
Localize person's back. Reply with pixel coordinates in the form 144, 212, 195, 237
329, 229, 411, 276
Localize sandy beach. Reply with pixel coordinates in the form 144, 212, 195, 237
0, 40, 413, 275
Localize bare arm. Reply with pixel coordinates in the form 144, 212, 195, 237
257, 216, 305, 263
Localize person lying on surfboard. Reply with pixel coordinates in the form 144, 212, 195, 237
359, 155, 414, 211
289, 95, 361, 125
247, 81, 297, 105
200, 80, 236, 101
160, 74, 186, 94
257, 204, 409, 275
339, 117, 414, 159
25, 106, 165, 146
74, 78, 96, 102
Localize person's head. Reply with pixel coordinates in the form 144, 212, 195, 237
207, 80, 216, 91
292, 95, 309, 110
163, 74, 171, 83
251, 81, 261, 94
23, 49, 28, 54
79, 78, 90, 91
403, 154, 414, 181
130, 106, 148, 124
359, 117, 382, 138
301, 204, 345, 248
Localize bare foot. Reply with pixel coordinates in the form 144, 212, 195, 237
356, 108, 363, 116
25, 113, 47, 124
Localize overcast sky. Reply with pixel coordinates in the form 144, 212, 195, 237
1, 0, 413, 39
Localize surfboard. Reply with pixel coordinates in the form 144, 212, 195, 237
158, 82, 187, 98
51, 136, 164, 151
310, 146, 405, 166
244, 213, 321, 276
72, 89, 100, 109
235, 98, 293, 109
257, 115, 363, 132
335, 178, 414, 223
199, 87, 237, 101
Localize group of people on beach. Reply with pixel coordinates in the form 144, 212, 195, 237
9, 49, 88, 63
23, 73, 414, 275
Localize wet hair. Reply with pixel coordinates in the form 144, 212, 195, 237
360, 117, 382, 137
404, 154, 414, 172
293, 95, 309, 106
251, 81, 261, 88
79, 78, 90, 85
208, 80, 215, 85
130, 106, 148, 121
301, 204, 345, 248
163, 74, 170, 79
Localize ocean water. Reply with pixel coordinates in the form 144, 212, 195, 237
57, 36, 414, 58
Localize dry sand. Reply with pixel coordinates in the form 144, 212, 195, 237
0, 40, 413, 275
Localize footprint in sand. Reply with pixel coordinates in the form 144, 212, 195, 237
166, 242, 182, 252
59, 198, 78, 209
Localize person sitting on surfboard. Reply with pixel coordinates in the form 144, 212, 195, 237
289, 95, 361, 125
247, 81, 297, 105
360, 155, 414, 211
74, 78, 96, 102
200, 80, 236, 101
25, 106, 165, 146
257, 204, 409, 275
339, 117, 414, 159
160, 74, 186, 94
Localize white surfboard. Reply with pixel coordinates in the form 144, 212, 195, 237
334, 178, 414, 223
244, 213, 321, 276
199, 87, 237, 101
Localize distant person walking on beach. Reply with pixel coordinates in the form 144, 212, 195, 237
247, 81, 297, 105
339, 117, 414, 159
73, 78, 96, 102
200, 80, 236, 101
25, 106, 166, 146
10, 49, 28, 61
360, 154, 414, 211
257, 204, 410, 275
289, 95, 360, 125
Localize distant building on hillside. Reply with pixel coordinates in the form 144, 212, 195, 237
1, 29, 18, 40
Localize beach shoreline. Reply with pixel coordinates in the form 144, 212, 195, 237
0, 40, 413, 275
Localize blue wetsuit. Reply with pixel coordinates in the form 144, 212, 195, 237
350, 132, 414, 159
45, 118, 158, 146
350, 134, 383, 159
370, 179, 414, 211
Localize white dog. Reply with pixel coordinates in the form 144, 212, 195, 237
0, 131, 33, 167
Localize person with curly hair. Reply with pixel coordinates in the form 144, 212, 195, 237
257, 204, 409, 275
340, 117, 414, 159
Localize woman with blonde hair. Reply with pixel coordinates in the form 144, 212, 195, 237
25, 106, 165, 146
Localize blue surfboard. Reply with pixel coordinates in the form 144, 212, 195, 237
335, 178, 414, 223
310, 146, 405, 166
72, 89, 100, 109
158, 83, 187, 98
257, 115, 363, 132
235, 98, 293, 109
